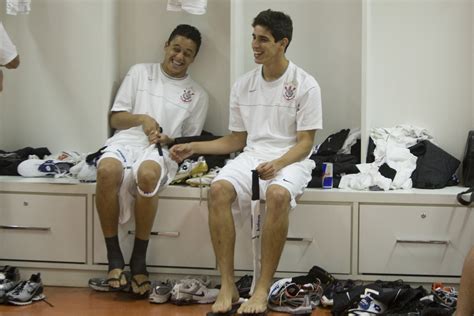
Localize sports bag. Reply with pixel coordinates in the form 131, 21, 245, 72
462, 130, 474, 187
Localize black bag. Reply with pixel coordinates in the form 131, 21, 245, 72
409, 140, 460, 189
462, 130, 474, 187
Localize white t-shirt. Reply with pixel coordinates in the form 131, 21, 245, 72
229, 61, 322, 160
0, 21, 18, 66
106, 63, 209, 147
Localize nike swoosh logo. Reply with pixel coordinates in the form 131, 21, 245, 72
249, 89, 256, 92
282, 179, 293, 184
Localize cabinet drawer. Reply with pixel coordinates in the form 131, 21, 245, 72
359, 204, 474, 276
94, 198, 215, 269
0, 193, 87, 263
235, 203, 352, 274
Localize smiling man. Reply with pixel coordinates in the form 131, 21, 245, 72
170, 10, 322, 315
94, 24, 208, 296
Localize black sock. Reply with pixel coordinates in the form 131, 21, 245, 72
129, 238, 149, 276
105, 236, 125, 271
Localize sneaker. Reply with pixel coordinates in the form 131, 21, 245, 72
0, 266, 21, 303
171, 156, 208, 184
347, 289, 387, 315
431, 282, 458, 308
321, 279, 362, 307
6, 273, 45, 306
185, 167, 221, 187
17, 159, 74, 178
88, 277, 110, 292
170, 277, 219, 305
268, 278, 323, 315
149, 280, 174, 304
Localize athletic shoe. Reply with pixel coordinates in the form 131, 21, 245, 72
170, 277, 219, 305
88, 277, 110, 292
171, 156, 208, 184
17, 159, 74, 178
69, 160, 97, 183
0, 266, 20, 303
321, 279, 362, 307
149, 280, 174, 304
347, 290, 387, 315
268, 278, 323, 314
185, 166, 221, 187
6, 273, 45, 306
431, 282, 458, 308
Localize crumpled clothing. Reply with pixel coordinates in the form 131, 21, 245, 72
7, 0, 31, 15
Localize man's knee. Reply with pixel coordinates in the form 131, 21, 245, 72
137, 162, 161, 194
266, 185, 291, 209
209, 180, 236, 206
97, 159, 122, 186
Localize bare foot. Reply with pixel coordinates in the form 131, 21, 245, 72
131, 274, 151, 295
237, 288, 268, 314
107, 268, 127, 289
211, 283, 240, 313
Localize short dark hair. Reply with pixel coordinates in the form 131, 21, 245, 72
167, 24, 202, 56
252, 9, 293, 52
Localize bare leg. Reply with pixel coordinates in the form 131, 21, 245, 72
209, 180, 240, 314
238, 184, 290, 315
131, 160, 161, 295
457, 246, 474, 316
95, 158, 126, 288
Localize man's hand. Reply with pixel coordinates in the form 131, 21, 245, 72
141, 115, 160, 144
169, 143, 194, 163
4, 55, 20, 69
255, 159, 284, 180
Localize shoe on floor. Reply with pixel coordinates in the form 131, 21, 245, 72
6, 273, 45, 306
149, 280, 175, 304
0, 266, 21, 303
268, 278, 322, 315
170, 277, 219, 305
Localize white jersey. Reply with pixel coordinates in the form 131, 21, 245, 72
0, 21, 18, 65
106, 63, 208, 147
229, 61, 322, 160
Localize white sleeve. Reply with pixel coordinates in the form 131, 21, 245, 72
182, 90, 209, 136
296, 82, 323, 131
110, 65, 140, 113
228, 82, 246, 132
0, 22, 18, 66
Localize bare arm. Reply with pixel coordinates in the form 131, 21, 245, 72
110, 111, 174, 145
256, 130, 316, 180
170, 131, 247, 162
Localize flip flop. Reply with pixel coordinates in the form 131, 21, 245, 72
130, 274, 151, 297
106, 269, 130, 291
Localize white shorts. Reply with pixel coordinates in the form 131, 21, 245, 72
213, 152, 315, 215
98, 143, 178, 224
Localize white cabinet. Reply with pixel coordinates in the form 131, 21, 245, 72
234, 202, 352, 274
0, 193, 87, 263
359, 204, 474, 276
93, 197, 215, 269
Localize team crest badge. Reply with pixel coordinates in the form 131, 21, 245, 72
283, 83, 296, 101
180, 89, 194, 103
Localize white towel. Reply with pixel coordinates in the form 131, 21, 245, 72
167, 0, 207, 15
6, 0, 31, 15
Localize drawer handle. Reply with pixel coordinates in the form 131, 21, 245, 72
396, 239, 450, 245
287, 237, 313, 243
0, 225, 51, 231
128, 230, 180, 238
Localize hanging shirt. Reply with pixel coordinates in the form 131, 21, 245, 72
0, 21, 18, 66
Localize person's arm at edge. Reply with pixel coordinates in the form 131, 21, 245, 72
4, 54, 19, 69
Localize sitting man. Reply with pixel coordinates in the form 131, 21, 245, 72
0, 20, 20, 92
95, 24, 208, 296
457, 246, 474, 316
170, 9, 322, 315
